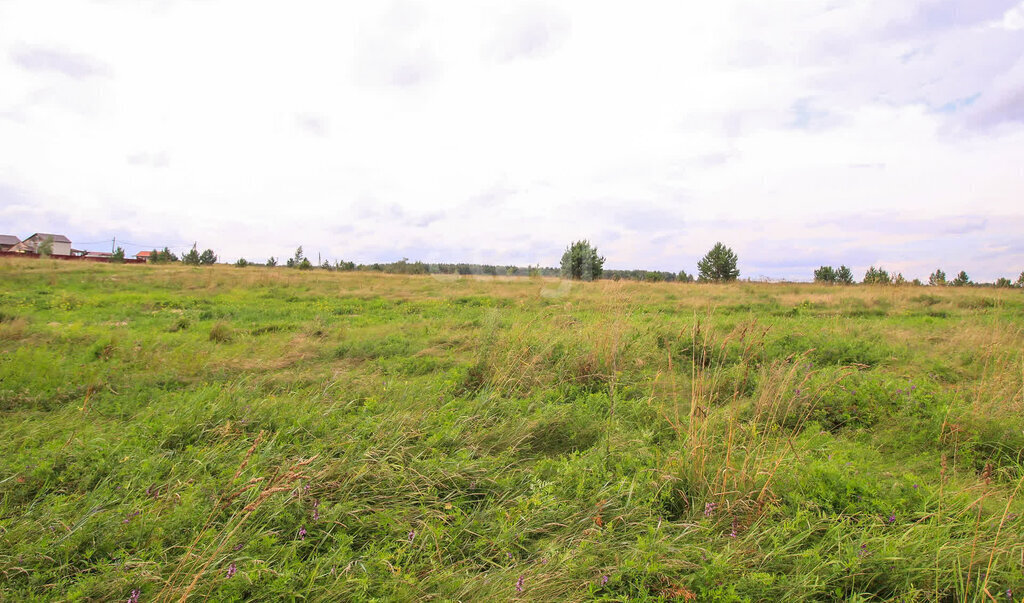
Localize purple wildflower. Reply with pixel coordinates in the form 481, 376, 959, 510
515, 575, 525, 593
858, 543, 868, 558
730, 521, 738, 538
913, 484, 919, 489
233, 542, 244, 551
704, 502, 716, 517
795, 388, 801, 395
887, 512, 896, 524
226, 562, 237, 579
1007, 589, 1012, 600
123, 511, 141, 524
128, 589, 141, 603
298, 526, 307, 540
601, 575, 609, 586
408, 530, 415, 543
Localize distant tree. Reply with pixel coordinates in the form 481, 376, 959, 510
37, 236, 54, 257
862, 266, 891, 285
697, 242, 739, 282
995, 277, 1012, 288
1017, 272, 1024, 288
505, 265, 518, 276
266, 256, 277, 267
298, 258, 312, 270
111, 246, 125, 263
287, 246, 305, 268
911, 278, 922, 286
677, 269, 695, 283
928, 269, 946, 286
182, 245, 201, 266
951, 270, 970, 286
199, 249, 217, 265
813, 266, 836, 283
893, 272, 906, 286
234, 258, 249, 268
560, 240, 605, 281
150, 247, 179, 263
320, 260, 332, 270
836, 265, 854, 285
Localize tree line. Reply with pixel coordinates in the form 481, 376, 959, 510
814, 264, 1024, 288
139, 240, 1024, 287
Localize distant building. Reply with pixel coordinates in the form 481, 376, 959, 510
9, 233, 72, 256
135, 250, 152, 260
84, 251, 113, 259
0, 235, 20, 251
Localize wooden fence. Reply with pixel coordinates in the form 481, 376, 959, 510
0, 251, 147, 264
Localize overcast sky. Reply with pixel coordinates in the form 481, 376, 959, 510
1, 1, 1023, 280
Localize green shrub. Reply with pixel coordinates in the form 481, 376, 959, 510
208, 321, 234, 343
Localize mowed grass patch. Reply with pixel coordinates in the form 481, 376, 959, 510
0, 257, 1022, 601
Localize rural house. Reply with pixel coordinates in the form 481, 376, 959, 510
9, 233, 73, 256
134, 250, 152, 260
0, 235, 20, 251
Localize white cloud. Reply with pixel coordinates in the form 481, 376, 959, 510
0, 0, 1022, 280
994, 1, 1024, 30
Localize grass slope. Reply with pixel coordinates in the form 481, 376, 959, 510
1, 258, 1022, 601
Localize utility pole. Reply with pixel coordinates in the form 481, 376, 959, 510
112, 237, 115, 253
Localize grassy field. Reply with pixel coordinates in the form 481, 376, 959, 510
1, 258, 1022, 601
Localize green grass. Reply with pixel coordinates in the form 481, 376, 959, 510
1, 258, 1022, 601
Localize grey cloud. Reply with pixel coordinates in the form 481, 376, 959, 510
353, 199, 405, 220
485, 5, 570, 62
11, 47, 110, 78
349, 199, 446, 229
0, 182, 32, 206
127, 151, 170, 168
356, 44, 438, 88
466, 182, 519, 210
412, 210, 446, 227
759, 3, 1024, 132
354, 4, 439, 89
958, 58, 1024, 130
809, 213, 992, 236
880, 0, 1020, 39
787, 97, 843, 131
296, 114, 329, 136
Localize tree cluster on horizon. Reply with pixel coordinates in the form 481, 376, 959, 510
133, 239, 1022, 287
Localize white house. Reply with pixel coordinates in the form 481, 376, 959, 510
10, 233, 73, 256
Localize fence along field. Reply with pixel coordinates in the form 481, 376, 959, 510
0, 257, 1022, 601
